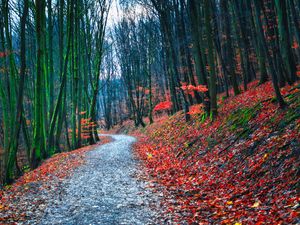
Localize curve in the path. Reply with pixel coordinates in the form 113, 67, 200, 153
41, 135, 161, 225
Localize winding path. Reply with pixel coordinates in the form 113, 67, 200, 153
41, 135, 162, 225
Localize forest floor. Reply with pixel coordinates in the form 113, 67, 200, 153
123, 80, 300, 224
0, 135, 166, 224
0, 81, 299, 225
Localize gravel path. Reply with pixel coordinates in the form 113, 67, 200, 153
40, 135, 162, 225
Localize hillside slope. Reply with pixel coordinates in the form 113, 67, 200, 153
133, 81, 300, 224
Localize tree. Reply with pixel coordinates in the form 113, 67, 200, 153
204, 0, 217, 118
275, 0, 297, 83
5, 0, 29, 182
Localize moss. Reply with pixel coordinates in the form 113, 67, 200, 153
226, 104, 261, 137
222, 96, 228, 101
279, 92, 300, 129
287, 93, 295, 100
139, 127, 147, 133
270, 97, 277, 103
207, 136, 218, 150
285, 108, 299, 122
22, 165, 31, 173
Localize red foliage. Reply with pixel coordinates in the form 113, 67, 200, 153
137, 86, 144, 92
144, 89, 150, 95
153, 101, 172, 112
188, 104, 204, 115
292, 40, 299, 49
181, 84, 208, 97
297, 65, 300, 77
133, 81, 300, 224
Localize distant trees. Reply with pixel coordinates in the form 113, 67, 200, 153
0, 0, 111, 183
102, 0, 299, 126
114, 10, 163, 126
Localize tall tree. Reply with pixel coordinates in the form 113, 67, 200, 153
275, 0, 297, 83
204, 0, 217, 118
32, 0, 47, 168
5, 0, 29, 182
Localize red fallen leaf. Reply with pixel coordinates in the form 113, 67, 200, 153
290, 211, 298, 219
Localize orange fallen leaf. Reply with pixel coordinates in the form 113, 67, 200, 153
146, 153, 153, 159
226, 201, 233, 205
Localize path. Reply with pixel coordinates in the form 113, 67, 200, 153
40, 135, 162, 225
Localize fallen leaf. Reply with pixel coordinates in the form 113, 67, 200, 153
146, 153, 153, 159
252, 201, 260, 208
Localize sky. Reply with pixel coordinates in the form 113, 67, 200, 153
107, 0, 121, 28
107, 0, 146, 28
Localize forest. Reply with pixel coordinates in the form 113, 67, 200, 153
0, 0, 299, 224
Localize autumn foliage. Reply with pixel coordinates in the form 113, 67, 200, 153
68, 112, 98, 140
153, 101, 173, 112
133, 81, 300, 224
181, 84, 208, 93
187, 104, 204, 115
181, 83, 208, 98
